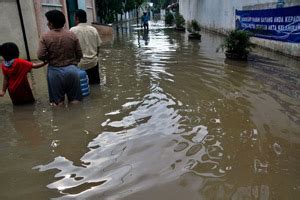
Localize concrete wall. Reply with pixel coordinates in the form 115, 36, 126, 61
179, 0, 300, 58
34, 0, 68, 36
85, 0, 96, 24
0, 0, 39, 60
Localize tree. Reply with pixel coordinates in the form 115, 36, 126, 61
96, 0, 124, 23
110, 0, 123, 21
96, 0, 147, 24
124, 0, 136, 12
150, 0, 173, 9
136, 0, 146, 7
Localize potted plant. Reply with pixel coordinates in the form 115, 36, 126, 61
218, 30, 255, 60
165, 12, 174, 26
187, 20, 201, 40
174, 13, 185, 31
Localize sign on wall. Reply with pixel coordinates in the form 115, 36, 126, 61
236, 6, 300, 43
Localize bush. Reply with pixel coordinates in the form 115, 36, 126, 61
175, 13, 185, 28
165, 12, 174, 26
219, 30, 255, 57
187, 20, 200, 34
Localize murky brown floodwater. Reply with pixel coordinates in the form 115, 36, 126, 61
0, 21, 300, 200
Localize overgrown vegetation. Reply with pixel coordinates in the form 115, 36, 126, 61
165, 12, 174, 26
96, 0, 146, 24
187, 20, 201, 39
187, 20, 201, 34
175, 13, 185, 29
218, 30, 255, 59
151, 0, 176, 13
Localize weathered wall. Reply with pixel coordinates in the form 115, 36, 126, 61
85, 0, 96, 24
0, 0, 39, 59
179, 0, 300, 58
34, 0, 69, 37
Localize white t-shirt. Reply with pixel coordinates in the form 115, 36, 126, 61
70, 23, 102, 69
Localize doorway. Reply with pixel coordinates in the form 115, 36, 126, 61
66, 0, 78, 28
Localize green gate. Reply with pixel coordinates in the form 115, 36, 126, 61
66, 0, 78, 27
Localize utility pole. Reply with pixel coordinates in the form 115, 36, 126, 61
16, 0, 31, 61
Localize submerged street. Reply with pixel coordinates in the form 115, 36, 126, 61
0, 21, 300, 199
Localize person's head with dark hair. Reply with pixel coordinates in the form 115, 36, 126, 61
75, 9, 87, 24
45, 10, 66, 29
0, 42, 19, 61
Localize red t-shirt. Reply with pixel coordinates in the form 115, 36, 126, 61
1, 58, 35, 105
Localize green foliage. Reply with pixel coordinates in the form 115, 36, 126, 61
96, 0, 123, 23
151, 0, 173, 9
124, 0, 136, 12
96, 0, 146, 23
187, 20, 200, 33
152, 5, 160, 13
219, 30, 255, 56
136, 0, 146, 7
175, 13, 185, 28
165, 12, 174, 26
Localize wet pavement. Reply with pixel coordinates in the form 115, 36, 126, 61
0, 21, 299, 200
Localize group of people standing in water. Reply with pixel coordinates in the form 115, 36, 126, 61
0, 9, 101, 106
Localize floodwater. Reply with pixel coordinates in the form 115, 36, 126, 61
0, 21, 300, 200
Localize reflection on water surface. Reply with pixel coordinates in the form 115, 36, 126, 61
0, 21, 299, 200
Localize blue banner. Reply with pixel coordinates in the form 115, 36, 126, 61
236, 6, 300, 43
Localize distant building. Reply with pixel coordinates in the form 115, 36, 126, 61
0, 0, 97, 60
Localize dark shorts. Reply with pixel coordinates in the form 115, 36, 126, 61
9, 79, 35, 105
47, 65, 82, 104
143, 23, 149, 29
86, 63, 100, 85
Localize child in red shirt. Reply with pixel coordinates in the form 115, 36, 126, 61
0, 42, 46, 105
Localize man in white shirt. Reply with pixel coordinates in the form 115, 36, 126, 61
70, 9, 102, 84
